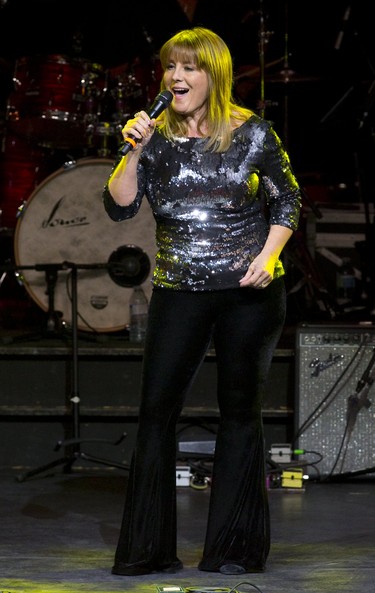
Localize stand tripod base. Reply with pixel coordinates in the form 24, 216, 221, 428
16, 435, 130, 482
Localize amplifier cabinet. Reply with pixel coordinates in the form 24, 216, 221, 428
295, 324, 375, 478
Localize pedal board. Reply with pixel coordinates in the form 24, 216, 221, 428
156, 588, 239, 593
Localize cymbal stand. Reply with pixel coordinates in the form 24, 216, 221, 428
257, 0, 274, 118
258, 0, 266, 118
259, 0, 293, 148
16, 261, 130, 482
279, 0, 291, 148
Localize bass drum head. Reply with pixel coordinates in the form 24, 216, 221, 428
14, 158, 157, 332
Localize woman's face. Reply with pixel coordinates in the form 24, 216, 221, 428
163, 57, 210, 118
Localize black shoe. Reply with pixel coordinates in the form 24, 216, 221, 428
112, 563, 153, 576
219, 564, 247, 575
158, 560, 184, 573
112, 559, 183, 576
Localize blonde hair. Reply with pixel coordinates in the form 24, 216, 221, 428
157, 27, 253, 152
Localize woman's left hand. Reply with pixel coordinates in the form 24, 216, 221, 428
239, 224, 293, 289
239, 252, 275, 289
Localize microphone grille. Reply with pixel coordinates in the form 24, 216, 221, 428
158, 90, 173, 106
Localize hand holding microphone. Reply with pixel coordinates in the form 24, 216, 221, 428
119, 90, 173, 157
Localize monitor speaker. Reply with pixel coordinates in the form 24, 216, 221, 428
295, 324, 375, 479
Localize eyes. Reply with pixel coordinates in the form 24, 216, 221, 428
165, 62, 196, 73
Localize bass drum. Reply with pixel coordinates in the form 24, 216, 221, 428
14, 158, 157, 333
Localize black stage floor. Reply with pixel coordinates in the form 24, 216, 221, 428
1, 314, 375, 593
0, 465, 374, 593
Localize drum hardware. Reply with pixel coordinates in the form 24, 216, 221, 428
96, 70, 118, 122
256, 0, 273, 118
108, 244, 151, 288
109, 56, 161, 116
264, 70, 321, 84
1, 249, 149, 337
319, 77, 375, 315
77, 62, 105, 123
284, 229, 343, 322
83, 70, 126, 157
5, 55, 107, 150
234, 56, 284, 83
13, 260, 131, 483
111, 77, 130, 120
250, 1, 321, 148
86, 120, 122, 158
14, 158, 157, 332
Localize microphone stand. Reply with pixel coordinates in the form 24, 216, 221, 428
14, 261, 130, 482
328, 347, 375, 481
345, 348, 374, 440
35, 263, 66, 335
0, 261, 65, 341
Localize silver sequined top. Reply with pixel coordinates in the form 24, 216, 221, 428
103, 115, 302, 290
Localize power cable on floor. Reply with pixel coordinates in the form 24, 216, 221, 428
156, 582, 265, 593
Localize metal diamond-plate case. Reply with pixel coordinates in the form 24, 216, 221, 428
295, 324, 375, 478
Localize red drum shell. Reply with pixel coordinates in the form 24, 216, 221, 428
0, 132, 49, 228
6, 55, 104, 148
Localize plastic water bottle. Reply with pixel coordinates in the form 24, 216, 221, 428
336, 257, 356, 303
129, 286, 149, 342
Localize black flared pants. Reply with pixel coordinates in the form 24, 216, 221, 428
113, 278, 286, 572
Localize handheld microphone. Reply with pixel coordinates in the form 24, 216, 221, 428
119, 90, 173, 157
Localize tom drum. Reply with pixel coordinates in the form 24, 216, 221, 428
14, 158, 157, 332
6, 55, 104, 148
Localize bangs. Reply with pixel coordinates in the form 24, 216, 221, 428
159, 28, 229, 74
160, 45, 200, 68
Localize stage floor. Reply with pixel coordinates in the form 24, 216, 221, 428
0, 465, 374, 593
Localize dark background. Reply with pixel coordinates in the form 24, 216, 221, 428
1, 0, 374, 182
1, 0, 375, 326
1, 2, 375, 481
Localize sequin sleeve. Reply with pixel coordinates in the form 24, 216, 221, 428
102, 153, 147, 222
258, 122, 302, 231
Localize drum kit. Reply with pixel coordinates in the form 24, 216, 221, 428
0, 53, 161, 332
0, 5, 322, 334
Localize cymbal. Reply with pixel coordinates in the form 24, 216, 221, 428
234, 57, 284, 81
265, 69, 320, 84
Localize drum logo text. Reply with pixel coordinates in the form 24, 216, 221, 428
42, 196, 89, 228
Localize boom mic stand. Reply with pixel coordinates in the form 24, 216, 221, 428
16, 261, 130, 482
327, 347, 375, 481
0, 261, 64, 340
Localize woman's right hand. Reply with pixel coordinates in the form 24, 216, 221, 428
122, 110, 156, 152
107, 111, 155, 205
